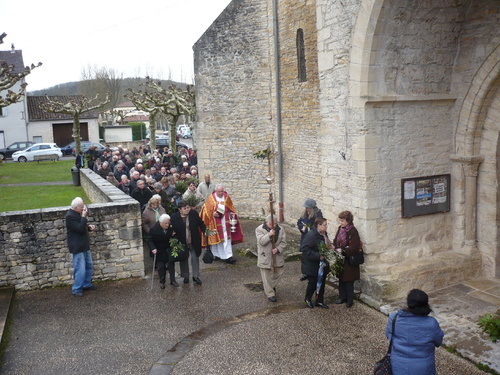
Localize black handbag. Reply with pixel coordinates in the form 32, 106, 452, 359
348, 240, 364, 266
374, 313, 398, 375
202, 247, 214, 264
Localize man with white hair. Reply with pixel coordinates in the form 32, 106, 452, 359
256, 215, 286, 302
65, 197, 97, 297
200, 184, 244, 264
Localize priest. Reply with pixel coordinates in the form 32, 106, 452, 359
200, 184, 244, 263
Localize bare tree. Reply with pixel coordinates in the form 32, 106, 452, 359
79, 64, 123, 109
125, 77, 195, 151
0, 36, 42, 107
39, 94, 110, 153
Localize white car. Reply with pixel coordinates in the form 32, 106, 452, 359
12, 143, 63, 162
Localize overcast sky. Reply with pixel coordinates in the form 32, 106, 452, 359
0, 0, 232, 91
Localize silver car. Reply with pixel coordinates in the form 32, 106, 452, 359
12, 143, 63, 162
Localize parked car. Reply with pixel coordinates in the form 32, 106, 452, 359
179, 127, 191, 138
176, 125, 189, 136
72, 142, 106, 156
12, 143, 63, 162
59, 141, 105, 156
0, 141, 34, 160
147, 139, 188, 151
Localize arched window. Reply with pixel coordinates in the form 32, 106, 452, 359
296, 29, 307, 82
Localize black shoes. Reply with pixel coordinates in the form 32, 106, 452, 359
315, 302, 330, 309
193, 277, 202, 285
268, 296, 277, 302
184, 277, 189, 284
83, 285, 98, 291
304, 299, 314, 308
160, 283, 165, 289
299, 274, 308, 281
225, 257, 236, 264
170, 281, 179, 287
346, 302, 353, 308
73, 292, 83, 297
334, 299, 346, 304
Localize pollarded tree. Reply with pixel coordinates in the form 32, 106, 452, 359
125, 77, 195, 151
143, 79, 195, 148
38, 94, 110, 154
125, 86, 162, 150
0, 59, 42, 108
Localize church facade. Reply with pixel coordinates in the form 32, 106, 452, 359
193, 0, 500, 303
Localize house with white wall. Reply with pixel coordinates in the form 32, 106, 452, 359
0, 48, 30, 148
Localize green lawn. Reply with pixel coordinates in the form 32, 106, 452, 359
0, 160, 89, 212
0, 159, 74, 184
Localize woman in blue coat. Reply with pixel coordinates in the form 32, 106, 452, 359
386, 289, 444, 375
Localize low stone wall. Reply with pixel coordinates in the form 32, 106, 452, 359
0, 169, 144, 291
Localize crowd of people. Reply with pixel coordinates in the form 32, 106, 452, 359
78, 143, 205, 213
70, 147, 445, 373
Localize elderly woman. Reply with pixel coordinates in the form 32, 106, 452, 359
300, 217, 331, 309
147, 214, 175, 288
333, 210, 360, 308
142, 194, 166, 235
297, 198, 323, 247
386, 289, 444, 374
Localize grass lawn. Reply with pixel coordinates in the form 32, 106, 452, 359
0, 159, 74, 184
0, 159, 89, 212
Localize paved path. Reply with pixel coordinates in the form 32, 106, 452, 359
0, 253, 491, 375
0, 219, 497, 374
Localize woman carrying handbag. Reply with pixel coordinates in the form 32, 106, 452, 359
381, 289, 444, 375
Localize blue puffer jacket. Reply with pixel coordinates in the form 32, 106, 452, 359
386, 309, 444, 375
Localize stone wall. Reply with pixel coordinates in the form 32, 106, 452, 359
0, 169, 144, 291
194, 0, 499, 302
193, 0, 277, 217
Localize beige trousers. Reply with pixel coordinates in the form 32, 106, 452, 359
260, 267, 285, 298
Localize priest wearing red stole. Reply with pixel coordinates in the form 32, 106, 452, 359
200, 184, 244, 263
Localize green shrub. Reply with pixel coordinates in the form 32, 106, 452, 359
129, 122, 147, 141
478, 313, 500, 342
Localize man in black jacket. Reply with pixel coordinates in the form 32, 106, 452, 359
170, 200, 206, 285
66, 197, 97, 297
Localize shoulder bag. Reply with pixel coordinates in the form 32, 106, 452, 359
348, 239, 365, 266
373, 313, 398, 375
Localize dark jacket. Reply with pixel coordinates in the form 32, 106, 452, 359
147, 221, 175, 263
300, 227, 329, 276
131, 187, 152, 209
170, 210, 206, 257
65, 209, 90, 254
297, 209, 323, 246
333, 225, 361, 282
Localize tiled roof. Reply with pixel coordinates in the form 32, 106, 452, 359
116, 100, 135, 108
27, 95, 100, 121
0, 49, 25, 74
123, 114, 150, 123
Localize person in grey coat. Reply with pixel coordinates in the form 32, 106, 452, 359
256, 215, 286, 302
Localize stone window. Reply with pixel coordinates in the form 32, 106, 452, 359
296, 29, 307, 82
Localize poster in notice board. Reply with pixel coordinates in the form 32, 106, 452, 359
401, 174, 450, 218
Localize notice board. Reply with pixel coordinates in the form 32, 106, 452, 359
401, 174, 450, 218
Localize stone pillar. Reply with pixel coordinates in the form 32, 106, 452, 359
451, 154, 484, 252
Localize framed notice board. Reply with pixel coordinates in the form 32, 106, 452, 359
401, 174, 450, 218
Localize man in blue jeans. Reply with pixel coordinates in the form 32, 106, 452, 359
66, 197, 97, 297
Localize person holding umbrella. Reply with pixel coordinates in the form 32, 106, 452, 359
300, 217, 331, 309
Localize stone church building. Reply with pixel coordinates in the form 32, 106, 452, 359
193, 0, 500, 303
